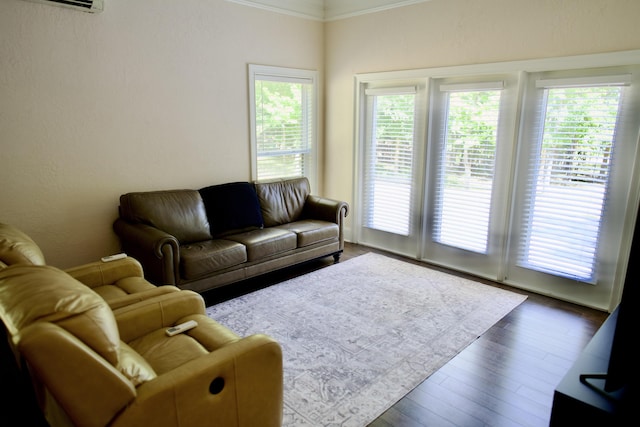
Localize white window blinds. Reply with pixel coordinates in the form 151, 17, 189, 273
254, 77, 313, 181
518, 80, 626, 281
434, 85, 503, 253
249, 64, 318, 189
363, 88, 416, 235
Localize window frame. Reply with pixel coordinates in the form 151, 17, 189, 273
354, 50, 640, 311
353, 80, 428, 258
505, 66, 640, 307
248, 64, 318, 190
362, 86, 418, 236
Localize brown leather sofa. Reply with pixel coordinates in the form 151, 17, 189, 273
0, 222, 180, 309
113, 177, 349, 294
0, 264, 283, 427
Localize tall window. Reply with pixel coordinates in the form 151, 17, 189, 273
434, 85, 502, 253
363, 88, 416, 235
249, 65, 317, 188
518, 81, 625, 282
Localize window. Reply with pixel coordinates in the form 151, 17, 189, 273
362, 88, 417, 235
434, 83, 503, 253
355, 53, 640, 310
516, 76, 629, 282
249, 65, 317, 189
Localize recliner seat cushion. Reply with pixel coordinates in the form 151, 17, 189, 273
180, 239, 247, 280
118, 341, 157, 386
91, 276, 165, 302
128, 328, 209, 375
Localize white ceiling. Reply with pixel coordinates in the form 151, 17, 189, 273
226, 0, 432, 21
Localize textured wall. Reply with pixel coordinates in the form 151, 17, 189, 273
2, 0, 639, 269
324, 0, 640, 226
0, 0, 323, 267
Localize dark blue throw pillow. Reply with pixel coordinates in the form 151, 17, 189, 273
199, 182, 264, 236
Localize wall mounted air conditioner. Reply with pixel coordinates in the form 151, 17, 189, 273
22, 0, 104, 13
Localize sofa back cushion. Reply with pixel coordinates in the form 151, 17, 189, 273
119, 190, 211, 244
0, 265, 121, 365
0, 223, 46, 267
199, 182, 264, 236
255, 177, 310, 227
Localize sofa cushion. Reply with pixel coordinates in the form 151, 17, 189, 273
255, 178, 310, 227
0, 223, 46, 267
119, 190, 211, 244
180, 239, 247, 280
199, 182, 264, 236
274, 220, 339, 247
225, 228, 296, 261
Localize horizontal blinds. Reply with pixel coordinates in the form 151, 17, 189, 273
254, 75, 314, 85
363, 91, 416, 235
536, 74, 631, 88
434, 88, 502, 253
440, 81, 504, 92
518, 84, 624, 281
365, 86, 417, 96
255, 79, 312, 180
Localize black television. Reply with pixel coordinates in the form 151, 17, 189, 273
579, 207, 639, 405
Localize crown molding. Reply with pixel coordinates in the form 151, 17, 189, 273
225, 0, 431, 21
323, 0, 430, 21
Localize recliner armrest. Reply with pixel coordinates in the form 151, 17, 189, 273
114, 291, 207, 342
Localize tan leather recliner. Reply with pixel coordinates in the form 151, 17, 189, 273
0, 223, 180, 309
0, 264, 283, 427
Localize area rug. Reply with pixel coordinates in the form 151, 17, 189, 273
206, 253, 527, 426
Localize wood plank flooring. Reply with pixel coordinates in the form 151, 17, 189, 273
341, 244, 608, 427
1, 242, 608, 426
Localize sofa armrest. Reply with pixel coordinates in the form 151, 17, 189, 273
304, 196, 349, 249
64, 257, 144, 289
114, 291, 207, 342
111, 334, 283, 427
303, 195, 349, 224
113, 219, 180, 286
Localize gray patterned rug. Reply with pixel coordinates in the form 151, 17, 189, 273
206, 253, 527, 426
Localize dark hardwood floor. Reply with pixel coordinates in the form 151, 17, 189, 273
347, 244, 607, 427
1, 242, 608, 426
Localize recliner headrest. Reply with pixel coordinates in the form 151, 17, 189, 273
0, 223, 46, 267
0, 264, 121, 365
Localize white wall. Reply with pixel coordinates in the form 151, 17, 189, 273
2, 0, 640, 270
324, 0, 640, 237
0, 0, 323, 267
